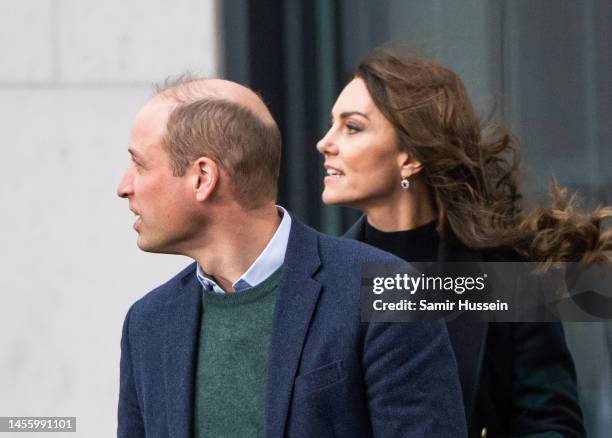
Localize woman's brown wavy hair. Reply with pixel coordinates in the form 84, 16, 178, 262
356, 44, 612, 264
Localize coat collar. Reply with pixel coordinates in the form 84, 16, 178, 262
343, 214, 485, 262
343, 214, 487, 426
343, 214, 366, 241
161, 217, 322, 438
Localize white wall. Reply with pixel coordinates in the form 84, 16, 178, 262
0, 1, 219, 436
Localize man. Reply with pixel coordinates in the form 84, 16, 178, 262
116, 77, 466, 437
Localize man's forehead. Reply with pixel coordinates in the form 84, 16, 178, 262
136, 96, 175, 121
133, 98, 174, 133
129, 97, 174, 155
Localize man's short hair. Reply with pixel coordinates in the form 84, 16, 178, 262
156, 76, 281, 210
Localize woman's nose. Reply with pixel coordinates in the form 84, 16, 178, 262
316, 130, 337, 155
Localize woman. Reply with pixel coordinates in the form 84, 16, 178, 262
317, 45, 611, 437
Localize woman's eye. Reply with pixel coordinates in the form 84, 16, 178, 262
346, 123, 361, 134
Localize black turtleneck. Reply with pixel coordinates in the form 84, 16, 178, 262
364, 220, 439, 262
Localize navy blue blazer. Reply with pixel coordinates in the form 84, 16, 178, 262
345, 216, 585, 438
118, 218, 467, 437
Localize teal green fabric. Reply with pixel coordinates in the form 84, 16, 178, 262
193, 268, 282, 438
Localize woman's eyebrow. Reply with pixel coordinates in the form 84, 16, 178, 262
339, 111, 369, 120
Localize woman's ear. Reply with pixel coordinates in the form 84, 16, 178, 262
191, 157, 219, 202
398, 151, 424, 178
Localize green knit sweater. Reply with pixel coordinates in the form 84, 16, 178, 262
193, 268, 282, 438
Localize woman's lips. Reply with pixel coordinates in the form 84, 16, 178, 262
324, 165, 344, 182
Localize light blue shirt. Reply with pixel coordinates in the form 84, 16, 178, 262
196, 206, 291, 293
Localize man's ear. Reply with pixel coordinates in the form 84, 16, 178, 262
192, 157, 219, 202
398, 151, 424, 178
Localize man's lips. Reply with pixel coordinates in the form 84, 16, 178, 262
130, 209, 141, 230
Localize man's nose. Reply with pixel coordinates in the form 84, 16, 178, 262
117, 169, 133, 198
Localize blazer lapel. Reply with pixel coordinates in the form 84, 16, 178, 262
265, 219, 322, 438
163, 269, 202, 438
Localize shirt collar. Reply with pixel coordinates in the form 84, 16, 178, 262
196, 206, 291, 293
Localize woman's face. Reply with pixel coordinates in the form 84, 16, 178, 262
317, 77, 406, 210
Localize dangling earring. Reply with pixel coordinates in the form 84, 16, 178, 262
400, 178, 410, 190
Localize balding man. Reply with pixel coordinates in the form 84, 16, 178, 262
116, 77, 467, 438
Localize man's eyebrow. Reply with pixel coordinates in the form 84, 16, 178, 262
338, 111, 369, 120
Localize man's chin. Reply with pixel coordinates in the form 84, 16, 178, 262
136, 236, 164, 254
136, 235, 183, 255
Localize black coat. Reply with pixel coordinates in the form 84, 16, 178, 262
345, 217, 586, 438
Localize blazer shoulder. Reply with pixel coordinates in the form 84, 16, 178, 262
128, 262, 197, 316
289, 217, 401, 265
